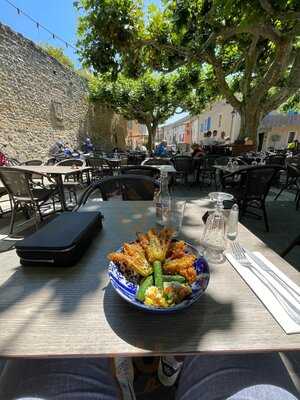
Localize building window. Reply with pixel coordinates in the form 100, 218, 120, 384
200, 123, 204, 132
218, 114, 222, 127
127, 121, 133, 129
207, 117, 211, 130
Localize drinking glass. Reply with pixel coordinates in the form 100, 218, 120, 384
163, 200, 186, 237
226, 204, 239, 243
202, 192, 233, 263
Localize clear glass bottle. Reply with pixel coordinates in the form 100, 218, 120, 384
155, 171, 171, 226
227, 203, 239, 242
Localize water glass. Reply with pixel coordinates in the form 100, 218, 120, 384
163, 200, 186, 237
202, 208, 226, 263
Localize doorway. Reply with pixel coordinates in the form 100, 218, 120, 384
258, 132, 265, 151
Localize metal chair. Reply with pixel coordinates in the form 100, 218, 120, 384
120, 165, 160, 178
77, 175, 159, 206
197, 155, 219, 189
142, 158, 173, 166
86, 157, 112, 181
21, 160, 43, 166
172, 156, 193, 184
56, 158, 86, 167
223, 165, 281, 232
274, 164, 300, 209
56, 159, 87, 204
0, 185, 9, 216
0, 167, 58, 234
281, 233, 300, 258
265, 155, 286, 167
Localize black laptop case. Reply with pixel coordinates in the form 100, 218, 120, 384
16, 212, 103, 267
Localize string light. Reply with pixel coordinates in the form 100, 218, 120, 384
3, 0, 77, 51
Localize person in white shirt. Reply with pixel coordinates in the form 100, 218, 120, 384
201, 131, 214, 147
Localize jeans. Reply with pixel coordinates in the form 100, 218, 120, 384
0, 353, 299, 400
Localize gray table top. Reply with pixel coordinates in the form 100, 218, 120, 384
14, 165, 91, 176
0, 200, 299, 358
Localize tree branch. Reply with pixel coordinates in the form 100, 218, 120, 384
242, 35, 259, 96
204, 50, 241, 111
252, 38, 292, 101
259, 0, 275, 16
262, 49, 300, 112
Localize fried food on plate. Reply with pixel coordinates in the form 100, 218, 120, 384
163, 255, 197, 284
167, 240, 187, 260
137, 228, 172, 263
108, 243, 152, 277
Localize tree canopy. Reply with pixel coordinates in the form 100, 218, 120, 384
41, 44, 75, 69
77, 0, 300, 143
89, 71, 191, 149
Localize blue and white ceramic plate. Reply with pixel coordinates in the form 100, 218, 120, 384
108, 240, 210, 313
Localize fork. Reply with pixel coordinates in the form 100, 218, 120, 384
244, 248, 300, 302
232, 242, 300, 324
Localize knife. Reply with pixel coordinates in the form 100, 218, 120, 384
245, 249, 300, 303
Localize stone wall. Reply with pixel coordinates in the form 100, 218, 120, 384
0, 23, 127, 160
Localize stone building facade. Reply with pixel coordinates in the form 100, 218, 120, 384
0, 23, 127, 160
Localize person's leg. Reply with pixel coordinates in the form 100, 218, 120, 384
0, 358, 122, 400
176, 353, 299, 400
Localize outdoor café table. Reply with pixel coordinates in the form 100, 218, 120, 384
15, 165, 91, 211
0, 200, 299, 358
155, 164, 176, 174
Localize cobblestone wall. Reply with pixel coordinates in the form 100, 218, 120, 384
0, 23, 127, 161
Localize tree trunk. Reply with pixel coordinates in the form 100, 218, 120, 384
146, 124, 156, 151
238, 105, 262, 145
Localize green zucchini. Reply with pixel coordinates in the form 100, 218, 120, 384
136, 275, 154, 302
163, 275, 186, 283
153, 260, 163, 290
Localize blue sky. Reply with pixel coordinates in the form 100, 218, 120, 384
0, 0, 186, 124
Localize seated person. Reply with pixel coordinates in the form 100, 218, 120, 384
219, 131, 226, 144
191, 143, 205, 158
201, 131, 214, 147
244, 137, 254, 145
0, 353, 299, 400
63, 143, 73, 157
83, 137, 94, 154
154, 141, 168, 157
212, 129, 219, 144
48, 140, 63, 157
